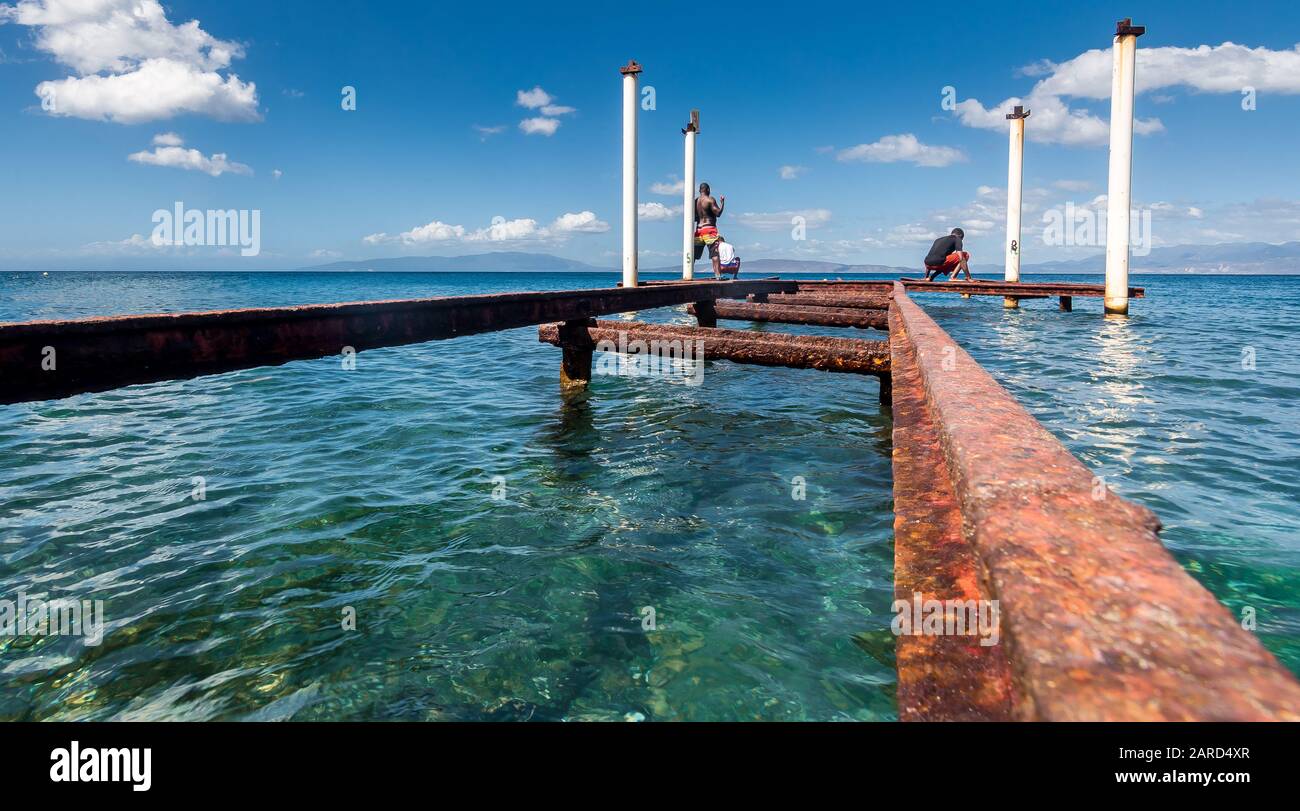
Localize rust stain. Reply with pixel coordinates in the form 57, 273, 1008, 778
691, 301, 888, 331
890, 282, 1300, 720
889, 301, 1019, 721
539, 319, 890, 376
0, 280, 799, 405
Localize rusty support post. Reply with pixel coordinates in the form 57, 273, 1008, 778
557, 318, 596, 390
694, 299, 718, 328
1059, 295, 1073, 312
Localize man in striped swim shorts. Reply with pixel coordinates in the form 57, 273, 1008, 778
694, 182, 727, 278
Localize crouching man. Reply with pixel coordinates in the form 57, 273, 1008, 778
923, 227, 971, 281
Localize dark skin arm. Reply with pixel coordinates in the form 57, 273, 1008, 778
695, 195, 726, 226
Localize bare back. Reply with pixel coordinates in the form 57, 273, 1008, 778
695, 195, 721, 227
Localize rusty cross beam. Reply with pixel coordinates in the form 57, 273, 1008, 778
0, 279, 797, 405
756, 293, 891, 310
899, 279, 1145, 298
688, 301, 888, 331
539, 319, 890, 378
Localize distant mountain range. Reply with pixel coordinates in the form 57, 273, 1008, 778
298, 252, 913, 275
298, 243, 1300, 275
1017, 241, 1300, 274
300, 251, 602, 273
7, 242, 1296, 274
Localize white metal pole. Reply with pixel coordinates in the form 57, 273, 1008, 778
682, 111, 699, 280
620, 60, 642, 288
1004, 105, 1029, 309
1105, 20, 1144, 315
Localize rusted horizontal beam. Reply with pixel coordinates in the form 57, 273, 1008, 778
539, 319, 889, 376
900, 279, 1145, 298
757, 293, 890, 310
0, 280, 797, 405
790, 280, 896, 293
889, 282, 1300, 720
689, 301, 887, 331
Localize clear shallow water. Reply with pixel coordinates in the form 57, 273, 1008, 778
0, 272, 897, 721
0, 271, 1296, 720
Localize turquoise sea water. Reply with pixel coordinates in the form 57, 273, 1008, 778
0, 271, 1296, 720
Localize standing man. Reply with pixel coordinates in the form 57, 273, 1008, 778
694, 182, 727, 279
923, 227, 972, 281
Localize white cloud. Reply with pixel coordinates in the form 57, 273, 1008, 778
366, 211, 608, 245
1015, 58, 1058, 78
471, 217, 540, 241
80, 232, 169, 254
836, 134, 965, 167
35, 57, 258, 123
779, 165, 806, 180
400, 221, 467, 243
954, 42, 1300, 146
651, 177, 685, 196
272, 168, 282, 180
474, 124, 505, 139
5, 0, 260, 124
515, 86, 552, 109
519, 116, 560, 136
127, 134, 251, 176
734, 208, 832, 232
551, 210, 609, 233
1053, 179, 1093, 192
953, 92, 1162, 148
513, 85, 573, 135
638, 202, 680, 221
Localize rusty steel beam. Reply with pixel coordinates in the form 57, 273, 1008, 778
0, 279, 798, 405
889, 282, 1300, 720
757, 293, 890, 310
900, 279, 1145, 298
791, 280, 895, 293
889, 302, 1018, 721
539, 319, 889, 377
689, 301, 887, 331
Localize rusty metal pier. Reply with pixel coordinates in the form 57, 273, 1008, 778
4, 274, 1299, 721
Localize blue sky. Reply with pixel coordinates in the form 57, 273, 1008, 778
1, 0, 1298, 269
